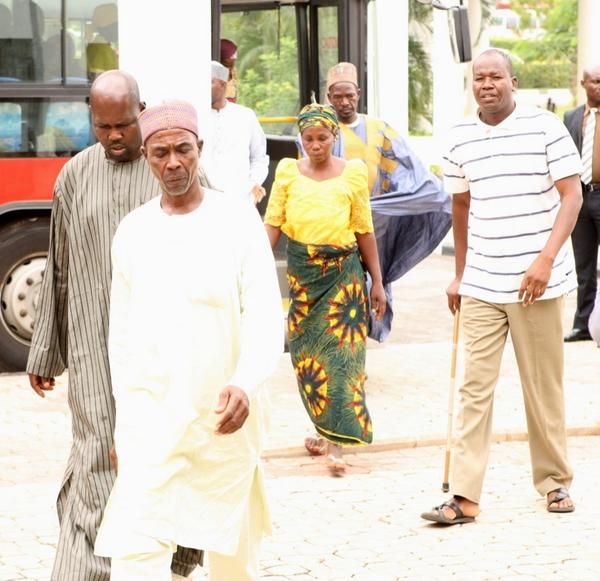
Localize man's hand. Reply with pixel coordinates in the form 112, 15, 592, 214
28, 374, 56, 398
109, 446, 118, 473
370, 281, 387, 321
446, 277, 462, 314
214, 386, 250, 435
251, 185, 266, 205
518, 255, 553, 307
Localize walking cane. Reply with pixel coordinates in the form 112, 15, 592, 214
442, 309, 460, 493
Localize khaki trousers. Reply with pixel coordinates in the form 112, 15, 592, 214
451, 296, 573, 504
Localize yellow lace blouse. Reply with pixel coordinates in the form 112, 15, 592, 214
264, 158, 373, 246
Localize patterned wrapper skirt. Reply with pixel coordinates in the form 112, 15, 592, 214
286, 238, 373, 446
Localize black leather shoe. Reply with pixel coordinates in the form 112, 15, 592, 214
564, 328, 592, 342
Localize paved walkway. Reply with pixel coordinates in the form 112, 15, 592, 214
1, 254, 599, 580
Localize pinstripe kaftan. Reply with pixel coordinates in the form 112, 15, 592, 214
26, 143, 204, 580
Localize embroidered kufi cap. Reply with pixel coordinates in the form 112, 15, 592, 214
326, 62, 358, 90
138, 100, 198, 144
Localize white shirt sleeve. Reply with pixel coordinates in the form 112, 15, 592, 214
246, 112, 270, 192
228, 206, 283, 396
441, 130, 469, 195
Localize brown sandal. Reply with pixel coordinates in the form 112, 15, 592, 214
421, 499, 476, 525
547, 487, 575, 513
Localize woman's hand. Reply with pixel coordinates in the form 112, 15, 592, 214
370, 281, 387, 321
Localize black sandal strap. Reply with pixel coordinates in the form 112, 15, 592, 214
437, 499, 464, 519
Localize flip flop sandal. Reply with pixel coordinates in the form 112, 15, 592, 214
421, 499, 476, 525
304, 436, 326, 456
326, 454, 346, 476
547, 487, 575, 513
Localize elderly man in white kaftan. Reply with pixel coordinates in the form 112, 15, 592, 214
27, 71, 203, 580
95, 101, 283, 580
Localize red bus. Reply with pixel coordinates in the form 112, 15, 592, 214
0, 0, 469, 370
0, 0, 373, 370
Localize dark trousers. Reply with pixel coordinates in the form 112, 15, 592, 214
571, 188, 600, 330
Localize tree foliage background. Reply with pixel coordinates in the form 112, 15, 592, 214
221, 0, 578, 136
489, 0, 578, 90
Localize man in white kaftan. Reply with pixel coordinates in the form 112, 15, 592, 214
27, 71, 203, 580
94, 101, 283, 580
203, 61, 269, 205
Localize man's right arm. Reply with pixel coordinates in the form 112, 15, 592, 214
447, 192, 470, 314
441, 131, 469, 314
27, 186, 69, 395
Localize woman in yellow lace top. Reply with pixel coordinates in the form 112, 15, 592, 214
264, 103, 386, 474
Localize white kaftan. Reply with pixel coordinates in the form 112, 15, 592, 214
94, 190, 283, 558
202, 101, 269, 200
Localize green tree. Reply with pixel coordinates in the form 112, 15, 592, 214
408, 0, 433, 133
407, 0, 495, 134
489, 0, 577, 90
222, 7, 300, 134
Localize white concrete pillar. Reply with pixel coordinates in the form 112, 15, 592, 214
432, 9, 467, 138
367, 0, 409, 135
117, 0, 210, 128
576, 0, 600, 105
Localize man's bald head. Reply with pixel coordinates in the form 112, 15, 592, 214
581, 64, 600, 109
582, 64, 600, 80
89, 70, 144, 162
89, 70, 141, 107
473, 49, 514, 77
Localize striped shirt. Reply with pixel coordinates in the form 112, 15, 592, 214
442, 105, 581, 303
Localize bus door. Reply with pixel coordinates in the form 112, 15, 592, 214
216, 0, 368, 200
216, 0, 368, 323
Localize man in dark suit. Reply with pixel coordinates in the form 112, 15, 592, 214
563, 64, 600, 342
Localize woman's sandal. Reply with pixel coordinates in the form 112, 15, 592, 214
304, 436, 326, 456
326, 454, 346, 476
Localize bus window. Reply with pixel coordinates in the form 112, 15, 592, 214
0, 0, 47, 81
315, 5, 339, 102
0, 0, 117, 83
83, 2, 118, 80
0, 97, 92, 156
221, 5, 300, 136
39, 101, 91, 153
0, 102, 22, 151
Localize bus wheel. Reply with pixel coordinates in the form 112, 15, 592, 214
0, 217, 50, 372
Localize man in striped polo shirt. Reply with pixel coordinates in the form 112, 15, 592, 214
422, 49, 582, 525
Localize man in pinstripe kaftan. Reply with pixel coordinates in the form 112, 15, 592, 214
26, 71, 203, 581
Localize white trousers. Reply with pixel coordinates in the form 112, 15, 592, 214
110, 491, 262, 581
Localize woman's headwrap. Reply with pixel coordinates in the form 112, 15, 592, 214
297, 103, 339, 138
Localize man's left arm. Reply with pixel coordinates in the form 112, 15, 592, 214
519, 174, 582, 305
215, 208, 283, 434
